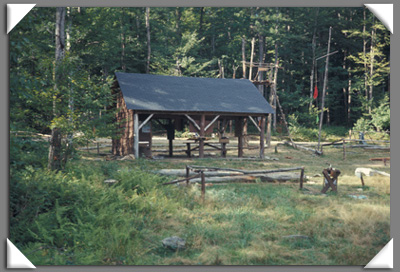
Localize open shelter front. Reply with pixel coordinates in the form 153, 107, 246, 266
111, 72, 275, 159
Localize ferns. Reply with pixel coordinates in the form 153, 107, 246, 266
10, 158, 186, 265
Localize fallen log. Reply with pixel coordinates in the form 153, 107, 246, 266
177, 172, 302, 184
155, 169, 243, 177
355, 168, 390, 177
187, 175, 256, 184
281, 141, 322, 155
369, 157, 390, 161
345, 144, 389, 150
363, 146, 390, 151
321, 139, 345, 147
162, 173, 201, 185
187, 165, 304, 175
369, 157, 390, 165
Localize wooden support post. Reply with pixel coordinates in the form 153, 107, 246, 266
300, 167, 305, 189
97, 142, 100, 154
186, 143, 191, 158
238, 118, 244, 157
199, 114, 205, 158
201, 170, 205, 201
133, 113, 139, 159
259, 116, 266, 159
221, 143, 227, 158
167, 119, 174, 157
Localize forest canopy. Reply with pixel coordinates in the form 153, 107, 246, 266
10, 7, 390, 137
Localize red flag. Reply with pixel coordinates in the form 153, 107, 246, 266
313, 85, 318, 99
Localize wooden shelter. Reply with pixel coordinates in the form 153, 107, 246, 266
111, 72, 275, 159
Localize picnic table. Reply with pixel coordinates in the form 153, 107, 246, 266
185, 137, 229, 158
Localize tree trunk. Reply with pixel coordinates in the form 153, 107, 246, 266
199, 7, 204, 34
136, 13, 140, 39
242, 36, 246, 78
309, 8, 319, 111
266, 69, 273, 147
369, 17, 375, 114
348, 72, 352, 123
249, 37, 255, 81
48, 7, 66, 171
120, 8, 126, 72
145, 7, 151, 74
243, 118, 248, 148
363, 7, 368, 111
66, 7, 74, 163
218, 59, 225, 78
317, 26, 332, 151
258, 34, 264, 94
273, 43, 279, 132
175, 7, 181, 37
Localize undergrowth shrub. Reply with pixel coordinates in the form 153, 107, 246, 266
10, 157, 192, 265
288, 114, 349, 141
10, 135, 48, 170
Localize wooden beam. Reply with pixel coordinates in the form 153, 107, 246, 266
138, 114, 154, 130
259, 116, 266, 159
248, 116, 261, 132
184, 114, 200, 132
199, 114, 205, 158
136, 110, 267, 118
133, 113, 139, 159
321, 169, 337, 193
205, 115, 220, 132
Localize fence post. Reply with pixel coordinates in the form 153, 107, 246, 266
343, 139, 346, 160
201, 170, 205, 201
186, 165, 190, 186
300, 167, 305, 189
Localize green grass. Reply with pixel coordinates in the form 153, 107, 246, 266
10, 134, 390, 265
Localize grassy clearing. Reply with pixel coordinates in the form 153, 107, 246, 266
10, 135, 390, 265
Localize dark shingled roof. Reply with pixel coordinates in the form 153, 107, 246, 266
115, 72, 275, 115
